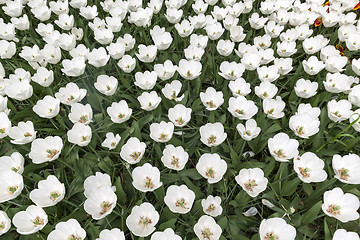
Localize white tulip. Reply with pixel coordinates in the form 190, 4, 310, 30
29, 175, 65, 207
12, 205, 48, 235
164, 185, 195, 214
132, 163, 162, 192
29, 136, 63, 164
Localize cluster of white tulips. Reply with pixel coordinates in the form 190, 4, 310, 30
1, 0, 360, 239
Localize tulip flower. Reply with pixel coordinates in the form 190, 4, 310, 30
164, 185, 195, 214
29, 175, 65, 207
201, 195, 223, 217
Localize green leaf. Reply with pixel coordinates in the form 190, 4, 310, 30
301, 201, 322, 225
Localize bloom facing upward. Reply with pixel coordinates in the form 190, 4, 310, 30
29, 136, 63, 164
293, 152, 327, 183
268, 133, 299, 162
67, 123, 92, 146
83, 172, 116, 198
294, 79, 318, 99
236, 119, 261, 141
8, 121, 36, 145
0, 152, 24, 174
327, 99, 353, 122
107, 100, 132, 124
164, 184, 195, 214
55, 82, 87, 105
0, 211, 11, 236
29, 175, 65, 207
168, 104, 192, 127
255, 81, 278, 99
200, 87, 224, 111
137, 91, 162, 111
68, 103, 93, 125
96, 228, 125, 240
193, 215, 222, 240
101, 132, 121, 150
33, 95, 60, 119
199, 122, 227, 147
332, 154, 360, 184
332, 229, 359, 240
322, 187, 359, 223
235, 168, 268, 197
150, 228, 182, 240
150, 121, 174, 143
94, 75, 118, 96
196, 153, 227, 184
84, 185, 117, 220
120, 137, 146, 164
161, 145, 189, 171
132, 163, 163, 192
259, 218, 296, 240
12, 205, 48, 235
263, 96, 285, 119
0, 170, 23, 203
289, 113, 320, 139
162, 80, 184, 102
177, 59, 202, 80
201, 195, 223, 217
228, 96, 258, 120
126, 202, 160, 237
48, 219, 86, 240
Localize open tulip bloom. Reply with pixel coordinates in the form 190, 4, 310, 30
3, 0, 360, 238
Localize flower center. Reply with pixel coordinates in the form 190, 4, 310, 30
235, 109, 245, 115
296, 126, 305, 135
80, 136, 88, 142
299, 167, 310, 178
338, 168, 350, 181
46, 149, 59, 159
274, 149, 286, 158
144, 176, 154, 189
118, 113, 125, 119
130, 152, 141, 161
201, 228, 214, 239
158, 133, 168, 141
331, 111, 342, 117
262, 91, 268, 98
175, 117, 185, 125
100, 201, 113, 215
139, 216, 152, 227
11, 166, 20, 172
206, 203, 216, 212
0, 128, 5, 134
266, 108, 274, 114
326, 204, 341, 215
67, 95, 75, 102
49, 191, 60, 201
175, 198, 188, 208
79, 115, 88, 123
67, 234, 82, 240
7, 185, 18, 195
186, 70, 193, 77
264, 232, 279, 240
206, 100, 216, 108
171, 156, 180, 168
207, 135, 217, 144
244, 179, 258, 191
0, 221, 5, 231
170, 91, 177, 100
24, 132, 32, 137
205, 167, 215, 178
32, 216, 44, 227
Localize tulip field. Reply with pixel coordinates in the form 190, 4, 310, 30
1, 0, 360, 239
